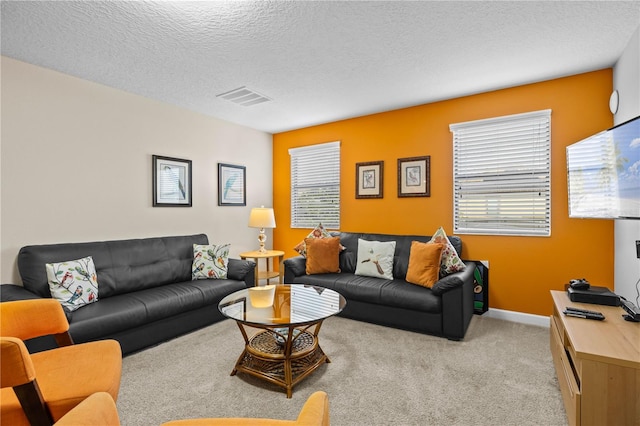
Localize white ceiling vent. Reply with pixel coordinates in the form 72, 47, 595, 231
216, 86, 272, 107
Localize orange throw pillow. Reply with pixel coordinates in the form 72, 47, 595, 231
406, 241, 444, 288
305, 237, 341, 275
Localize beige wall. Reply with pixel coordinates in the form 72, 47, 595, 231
1, 57, 273, 284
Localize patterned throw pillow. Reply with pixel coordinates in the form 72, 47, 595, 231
354, 239, 396, 280
294, 223, 344, 258
192, 243, 230, 280
46, 256, 99, 312
429, 227, 466, 276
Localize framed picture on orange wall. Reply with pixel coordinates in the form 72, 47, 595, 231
356, 161, 384, 199
398, 156, 430, 197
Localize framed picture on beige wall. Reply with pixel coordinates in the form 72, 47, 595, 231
218, 163, 246, 206
398, 156, 430, 197
356, 161, 384, 199
152, 155, 192, 207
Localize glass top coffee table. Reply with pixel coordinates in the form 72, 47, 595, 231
219, 284, 346, 398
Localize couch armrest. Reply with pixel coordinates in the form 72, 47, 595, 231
440, 261, 476, 340
283, 256, 307, 283
227, 259, 256, 287
0, 284, 43, 302
431, 261, 476, 295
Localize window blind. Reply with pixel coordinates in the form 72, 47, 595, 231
289, 141, 340, 229
450, 110, 551, 236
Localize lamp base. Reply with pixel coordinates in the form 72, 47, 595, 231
257, 229, 267, 253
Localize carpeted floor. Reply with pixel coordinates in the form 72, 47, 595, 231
118, 315, 567, 425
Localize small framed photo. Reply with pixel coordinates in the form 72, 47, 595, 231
218, 163, 246, 206
152, 155, 192, 207
398, 156, 430, 197
356, 161, 384, 199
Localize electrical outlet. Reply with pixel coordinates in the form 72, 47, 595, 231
636, 240, 640, 259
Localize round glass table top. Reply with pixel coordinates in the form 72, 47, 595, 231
218, 284, 346, 327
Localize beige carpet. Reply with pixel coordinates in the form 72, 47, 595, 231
117, 315, 567, 425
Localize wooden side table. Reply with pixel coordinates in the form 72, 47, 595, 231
239, 250, 285, 286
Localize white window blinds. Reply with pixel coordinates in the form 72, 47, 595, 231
289, 141, 340, 229
450, 110, 551, 236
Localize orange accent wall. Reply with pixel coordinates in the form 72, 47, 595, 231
273, 69, 614, 316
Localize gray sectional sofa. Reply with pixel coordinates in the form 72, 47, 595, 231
0, 234, 255, 355
284, 231, 476, 340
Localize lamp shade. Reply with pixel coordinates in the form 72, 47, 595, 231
249, 207, 276, 229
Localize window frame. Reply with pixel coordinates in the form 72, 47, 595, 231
449, 110, 552, 237
289, 141, 341, 229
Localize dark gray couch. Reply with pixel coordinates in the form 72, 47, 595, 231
284, 232, 476, 340
0, 234, 255, 355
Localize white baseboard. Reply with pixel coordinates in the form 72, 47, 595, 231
484, 308, 549, 328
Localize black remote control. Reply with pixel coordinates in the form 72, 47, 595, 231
565, 306, 602, 316
563, 310, 605, 320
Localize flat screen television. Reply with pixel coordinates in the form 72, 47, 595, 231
567, 115, 640, 220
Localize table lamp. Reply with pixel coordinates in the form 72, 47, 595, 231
249, 206, 276, 253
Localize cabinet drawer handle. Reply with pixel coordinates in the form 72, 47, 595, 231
561, 357, 575, 398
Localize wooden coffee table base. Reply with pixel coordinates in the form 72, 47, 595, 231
231, 322, 330, 398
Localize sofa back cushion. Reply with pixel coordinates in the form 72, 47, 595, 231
333, 232, 462, 280
18, 234, 208, 299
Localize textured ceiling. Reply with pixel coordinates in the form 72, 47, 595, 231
2, 1, 639, 133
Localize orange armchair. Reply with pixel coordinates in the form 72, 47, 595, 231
161, 391, 330, 426
51, 390, 327, 426
0, 299, 122, 425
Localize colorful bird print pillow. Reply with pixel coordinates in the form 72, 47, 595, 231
294, 223, 345, 257
46, 256, 99, 311
192, 243, 230, 280
428, 227, 466, 276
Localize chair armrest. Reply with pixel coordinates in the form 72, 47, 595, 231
296, 391, 329, 425
0, 299, 70, 341
283, 256, 307, 282
227, 258, 256, 287
0, 337, 36, 388
55, 392, 120, 426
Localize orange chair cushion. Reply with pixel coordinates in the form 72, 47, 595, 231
0, 299, 69, 340
1, 339, 122, 424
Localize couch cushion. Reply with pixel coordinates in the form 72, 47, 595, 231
18, 234, 209, 299
291, 273, 442, 314
68, 279, 244, 341
335, 232, 463, 279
